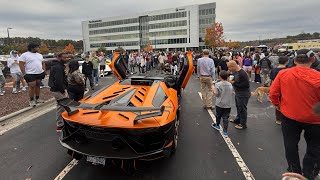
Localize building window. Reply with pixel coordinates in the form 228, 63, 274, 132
149, 20, 187, 29
89, 26, 139, 35
149, 29, 187, 37
90, 41, 139, 48
149, 11, 187, 22
88, 18, 138, 29
89, 33, 140, 42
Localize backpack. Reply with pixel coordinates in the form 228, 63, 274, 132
260, 57, 270, 70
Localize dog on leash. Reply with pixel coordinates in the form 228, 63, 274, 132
252, 86, 270, 103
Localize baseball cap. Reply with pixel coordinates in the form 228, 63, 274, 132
11, 50, 18, 54
295, 49, 315, 59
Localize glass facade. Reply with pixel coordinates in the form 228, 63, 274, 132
89, 33, 139, 42
149, 11, 187, 21
88, 18, 138, 28
149, 20, 187, 29
89, 26, 139, 35
152, 38, 187, 45
199, 8, 215, 16
199, 17, 214, 25
90, 41, 139, 48
149, 29, 187, 37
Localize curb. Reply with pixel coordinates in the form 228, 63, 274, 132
0, 98, 55, 123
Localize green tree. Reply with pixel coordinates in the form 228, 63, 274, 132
97, 46, 108, 54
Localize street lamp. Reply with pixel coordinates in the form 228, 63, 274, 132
7, 27, 13, 48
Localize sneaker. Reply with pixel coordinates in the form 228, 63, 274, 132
211, 123, 220, 131
251, 80, 255, 82
22, 87, 27, 92
0, 92, 4, 96
275, 120, 282, 125
18, 90, 22, 93
36, 99, 45, 103
40, 86, 44, 89
229, 119, 240, 124
29, 100, 36, 107
223, 131, 228, 137
235, 124, 247, 130
56, 126, 63, 133
2, 90, 5, 93
207, 107, 214, 110
95, 84, 99, 86
12, 90, 18, 94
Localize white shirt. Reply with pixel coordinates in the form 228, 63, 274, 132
7, 56, 22, 74
19, 52, 44, 74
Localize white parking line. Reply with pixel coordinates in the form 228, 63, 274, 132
198, 92, 255, 180
54, 159, 79, 180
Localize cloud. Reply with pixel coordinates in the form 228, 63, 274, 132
0, 0, 318, 41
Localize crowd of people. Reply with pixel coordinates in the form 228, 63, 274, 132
196, 48, 320, 180
0, 42, 319, 179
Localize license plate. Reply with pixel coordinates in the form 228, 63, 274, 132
86, 156, 106, 165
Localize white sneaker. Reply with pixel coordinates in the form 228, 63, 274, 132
0, 92, 4, 96
22, 87, 27, 92
12, 90, 18, 94
29, 100, 36, 107
95, 84, 99, 86
36, 99, 45, 103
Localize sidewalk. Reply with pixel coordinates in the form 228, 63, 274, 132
0, 75, 116, 119
0, 87, 53, 118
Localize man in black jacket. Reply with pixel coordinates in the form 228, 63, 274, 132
227, 60, 251, 130
259, 52, 272, 86
48, 52, 68, 132
82, 55, 94, 90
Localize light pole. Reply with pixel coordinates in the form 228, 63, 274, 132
7, 28, 13, 50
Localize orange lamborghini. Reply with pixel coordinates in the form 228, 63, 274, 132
58, 52, 194, 172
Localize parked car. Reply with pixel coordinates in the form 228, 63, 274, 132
57, 52, 194, 174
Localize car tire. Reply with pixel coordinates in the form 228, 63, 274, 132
170, 117, 179, 155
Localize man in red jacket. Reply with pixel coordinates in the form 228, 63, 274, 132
269, 49, 320, 180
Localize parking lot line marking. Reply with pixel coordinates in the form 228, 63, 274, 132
198, 92, 255, 180
54, 159, 79, 180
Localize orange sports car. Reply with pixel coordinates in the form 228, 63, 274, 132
58, 52, 194, 172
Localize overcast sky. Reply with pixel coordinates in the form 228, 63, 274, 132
0, 0, 318, 41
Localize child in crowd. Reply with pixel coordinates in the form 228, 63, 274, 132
67, 60, 85, 101
0, 62, 5, 96
269, 56, 288, 125
211, 70, 234, 137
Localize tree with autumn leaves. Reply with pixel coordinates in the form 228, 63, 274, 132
64, 43, 75, 54
204, 22, 226, 49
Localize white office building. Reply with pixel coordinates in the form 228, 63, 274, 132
82, 2, 216, 52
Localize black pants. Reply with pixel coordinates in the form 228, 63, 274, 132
68, 85, 84, 101
254, 72, 261, 83
216, 106, 231, 132
84, 74, 94, 88
234, 95, 250, 127
281, 115, 320, 180
275, 109, 282, 121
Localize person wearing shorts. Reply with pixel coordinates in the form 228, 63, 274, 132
8, 50, 27, 94
19, 43, 46, 107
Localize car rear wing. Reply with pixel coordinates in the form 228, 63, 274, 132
58, 98, 165, 124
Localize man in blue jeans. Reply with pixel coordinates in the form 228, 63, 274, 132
227, 60, 251, 129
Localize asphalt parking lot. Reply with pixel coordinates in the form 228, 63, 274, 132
0, 72, 307, 180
